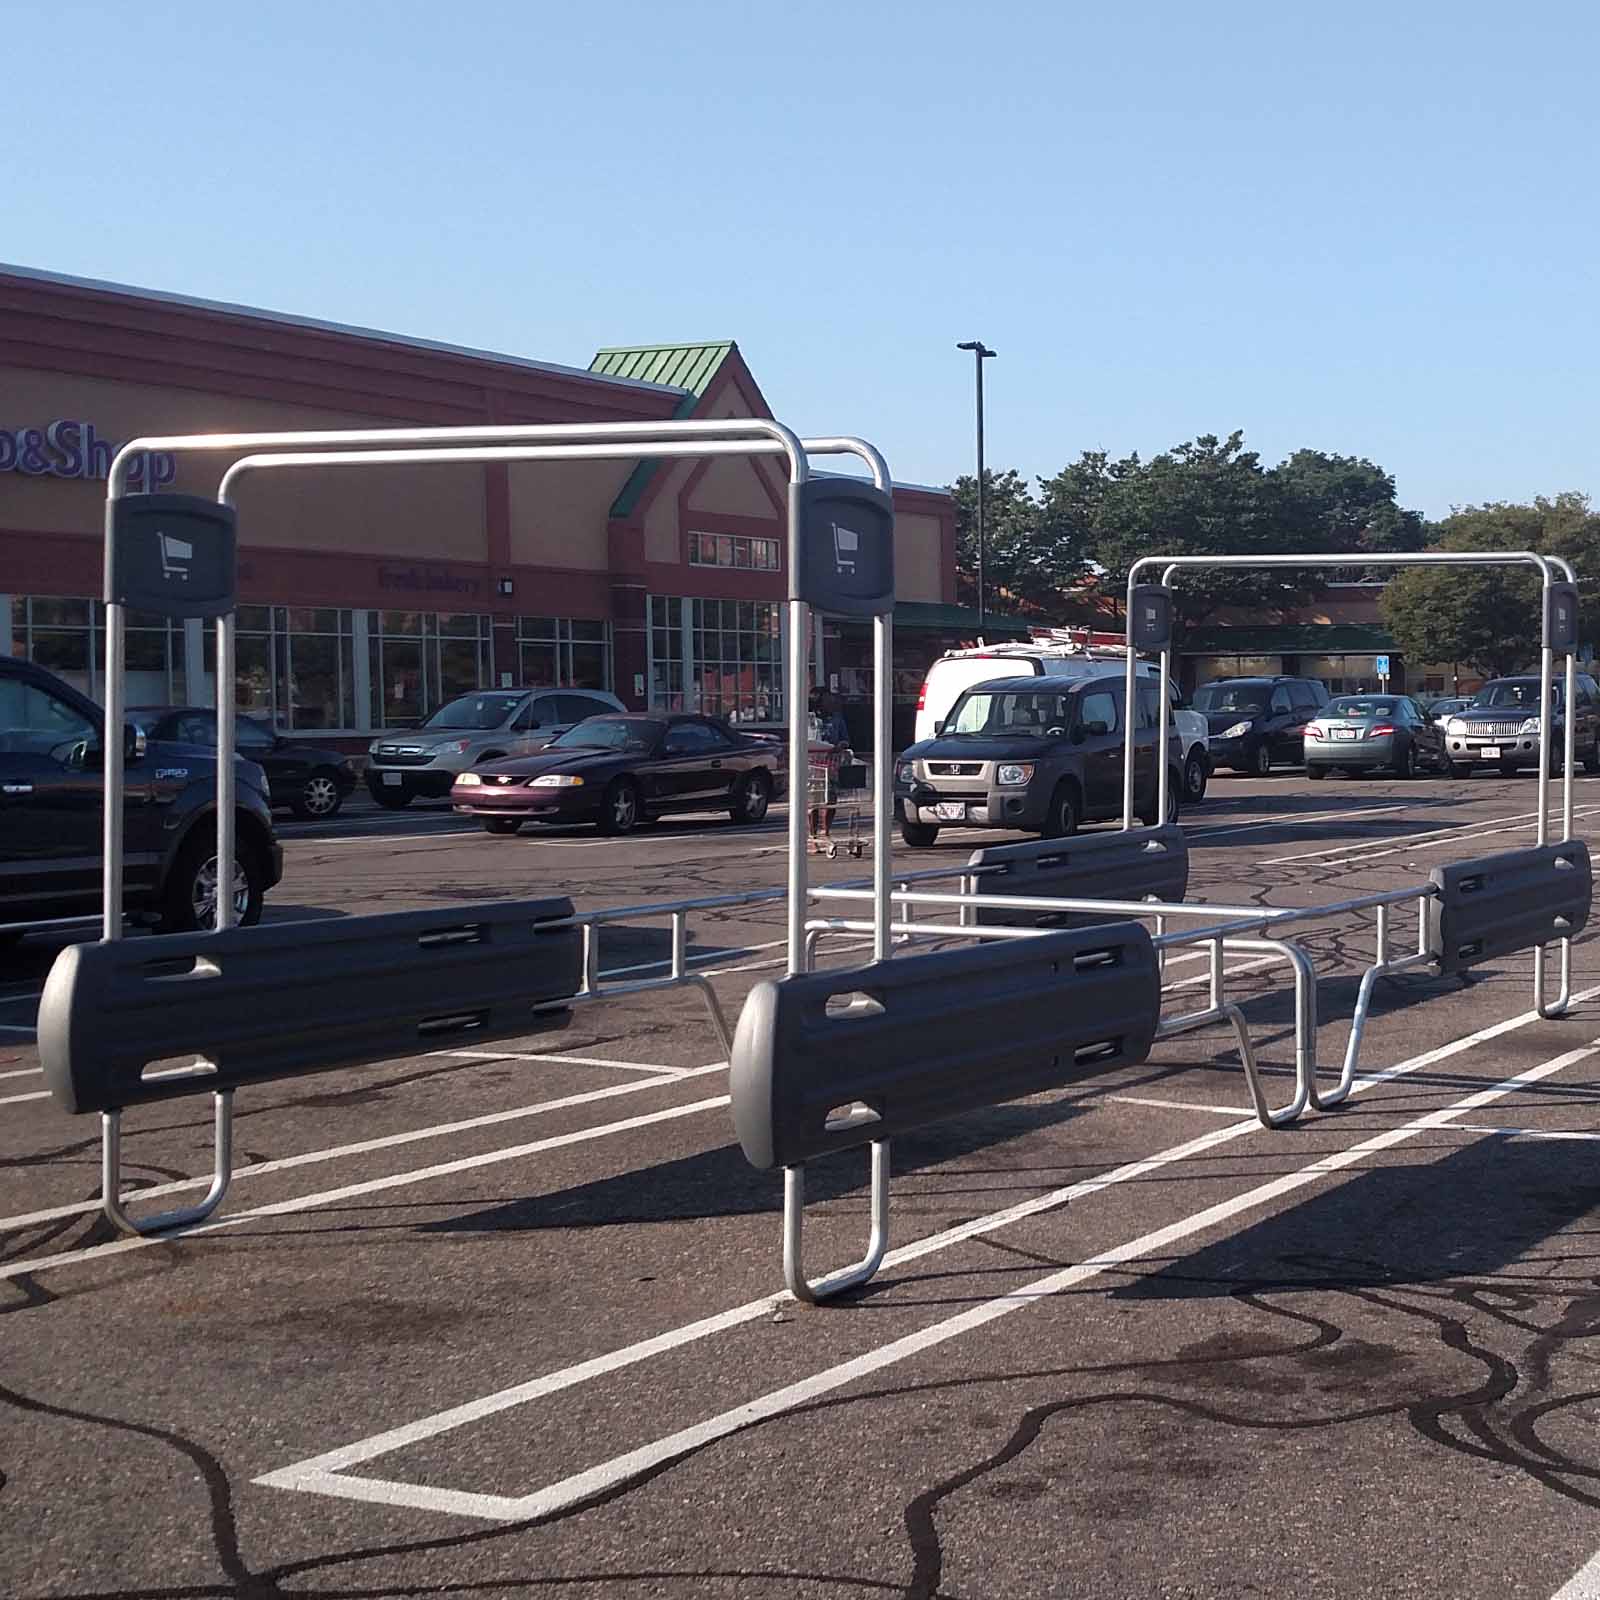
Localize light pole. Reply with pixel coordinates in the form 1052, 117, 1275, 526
956, 340, 996, 625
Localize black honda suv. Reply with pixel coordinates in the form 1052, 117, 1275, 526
894, 674, 1180, 844
0, 658, 283, 945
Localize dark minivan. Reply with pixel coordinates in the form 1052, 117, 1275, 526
1, 658, 283, 943
894, 674, 1180, 845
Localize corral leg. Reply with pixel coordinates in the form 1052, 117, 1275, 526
101, 1089, 235, 1236
783, 1140, 891, 1304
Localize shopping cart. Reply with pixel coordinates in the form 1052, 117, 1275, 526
808, 745, 869, 859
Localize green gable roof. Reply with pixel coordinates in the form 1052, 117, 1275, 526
589, 342, 739, 516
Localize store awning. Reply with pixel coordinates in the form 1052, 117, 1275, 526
1183, 623, 1396, 655
889, 601, 1032, 638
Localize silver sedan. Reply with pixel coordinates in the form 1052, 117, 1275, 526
1303, 694, 1447, 779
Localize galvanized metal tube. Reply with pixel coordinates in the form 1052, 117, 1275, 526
787, 597, 809, 974
783, 1140, 891, 1304
101, 601, 126, 941
1121, 604, 1138, 830
214, 612, 237, 931
873, 612, 892, 962
670, 910, 688, 979
1157, 642, 1172, 826
101, 1089, 234, 1236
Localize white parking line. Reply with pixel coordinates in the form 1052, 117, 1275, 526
0, 1066, 725, 1237
257, 1029, 1600, 1522
1112, 1096, 1257, 1116
1259, 802, 1600, 869
0, 1067, 42, 1081
442, 1052, 690, 1078
1183, 801, 1412, 840
0, 1089, 48, 1107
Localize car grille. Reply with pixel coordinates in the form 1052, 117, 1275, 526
926, 761, 984, 777
1465, 719, 1530, 738
372, 746, 434, 767
483, 773, 528, 786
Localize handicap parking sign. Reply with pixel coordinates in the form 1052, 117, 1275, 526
1375, 654, 1390, 678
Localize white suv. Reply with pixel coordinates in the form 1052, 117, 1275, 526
366, 687, 625, 808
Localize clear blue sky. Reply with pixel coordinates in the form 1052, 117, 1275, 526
6, 1, 1597, 518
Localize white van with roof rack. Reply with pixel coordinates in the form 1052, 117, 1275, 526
915, 640, 1212, 803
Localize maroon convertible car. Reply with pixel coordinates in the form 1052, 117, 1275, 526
451, 713, 784, 836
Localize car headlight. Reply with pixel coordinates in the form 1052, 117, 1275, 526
531, 773, 585, 787
456, 771, 483, 786
1222, 721, 1253, 739
367, 740, 382, 756
1447, 718, 1466, 736
436, 738, 472, 755
996, 763, 1034, 787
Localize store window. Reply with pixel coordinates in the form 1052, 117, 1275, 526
646, 597, 782, 722
513, 617, 611, 692
687, 531, 780, 571
206, 606, 357, 730
8, 595, 184, 704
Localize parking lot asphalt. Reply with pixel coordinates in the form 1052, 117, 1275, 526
7, 771, 1600, 1599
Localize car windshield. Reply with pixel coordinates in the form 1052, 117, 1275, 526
1193, 684, 1268, 714
945, 690, 1071, 738
551, 717, 661, 753
422, 693, 526, 730
1473, 681, 1557, 709
1326, 698, 1399, 718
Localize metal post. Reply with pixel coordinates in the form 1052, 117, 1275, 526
101, 603, 126, 941
1538, 570, 1553, 849
787, 582, 810, 976
215, 612, 237, 931
873, 612, 892, 962
956, 341, 995, 626
1157, 641, 1173, 827
1121, 601, 1138, 831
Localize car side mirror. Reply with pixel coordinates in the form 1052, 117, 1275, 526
932, 719, 945, 736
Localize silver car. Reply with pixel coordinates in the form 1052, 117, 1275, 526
366, 686, 624, 808
1304, 694, 1447, 779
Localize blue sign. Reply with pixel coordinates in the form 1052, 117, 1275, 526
1375, 654, 1390, 677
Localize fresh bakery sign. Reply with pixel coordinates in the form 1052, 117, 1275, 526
0, 420, 177, 490
377, 563, 482, 597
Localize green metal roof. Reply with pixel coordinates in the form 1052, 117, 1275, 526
1184, 623, 1396, 654
590, 342, 735, 400
891, 601, 1032, 637
590, 343, 738, 516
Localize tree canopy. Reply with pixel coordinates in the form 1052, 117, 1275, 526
952, 433, 1422, 639
1380, 494, 1600, 678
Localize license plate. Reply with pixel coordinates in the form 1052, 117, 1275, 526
381, 771, 403, 786
1477, 746, 1499, 760
934, 802, 967, 822
1332, 729, 1356, 741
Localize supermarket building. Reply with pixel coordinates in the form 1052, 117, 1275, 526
0, 265, 962, 746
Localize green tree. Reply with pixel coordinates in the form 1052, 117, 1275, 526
1380, 495, 1600, 678
1273, 449, 1427, 554
951, 468, 1088, 612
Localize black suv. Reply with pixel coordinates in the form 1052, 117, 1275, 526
1193, 676, 1330, 775
1, 658, 283, 943
1441, 674, 1600, 776
894, 674, 1180, 844
132, 707, 358, 819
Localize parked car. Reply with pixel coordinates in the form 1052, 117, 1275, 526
894, 674, 1180, 845
1423, 696, 1473, 725
130, 707, 357, 819
451, 713, 784, 835
915, 643, 1211, 801
1440, 674, 1600, 776
1193, 676, 1329, 775
367, 686, 625, 807
1303, 694, 1448, 779
0, 658, 283, 943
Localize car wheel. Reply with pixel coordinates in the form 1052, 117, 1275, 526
1450, 762, 1474, 779
1183, 750, 1208, 803
599, 778, 642, 836
481, 817, 522, 835
729, 771, 771, 824
369, 784, 412, 809
293, 770, 345, 820
1305, 764, 1327, 780
1395, 743, 1419, 779
1499, 759, 1520, 779
1252, 744, 1271, 778
1042, 782, 1081, 839
159, 832, 264, 933
899, 819, 940, 847
1585, 742, 1600, 775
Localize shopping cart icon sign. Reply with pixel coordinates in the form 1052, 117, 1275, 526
831, 523, 860, 576
158, 533, 193, 582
